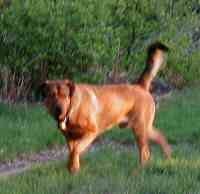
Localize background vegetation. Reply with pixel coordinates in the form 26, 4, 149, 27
0, 0, 200, 101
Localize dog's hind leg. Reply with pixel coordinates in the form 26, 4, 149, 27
132, 126, 151, 166
137, 133, 151, 166
148, 127, 171, 159
67, 131, 97, 173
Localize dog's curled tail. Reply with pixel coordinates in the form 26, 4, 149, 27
137, 42, 169, 91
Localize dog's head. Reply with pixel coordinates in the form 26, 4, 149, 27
41, 80, 75, 125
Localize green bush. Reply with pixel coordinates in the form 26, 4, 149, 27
0, 0, 200, 90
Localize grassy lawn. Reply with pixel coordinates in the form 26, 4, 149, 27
0, 86, 200, 193
0, 103, 64, 161
1, 145, 200, 194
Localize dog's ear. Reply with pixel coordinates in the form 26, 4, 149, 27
40, 80, 50, 98
64, 80, 75, 97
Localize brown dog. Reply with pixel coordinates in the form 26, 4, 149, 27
42, 42, 171, 173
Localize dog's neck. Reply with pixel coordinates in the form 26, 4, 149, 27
67, 85, 81, 122
59, 85, 77, 131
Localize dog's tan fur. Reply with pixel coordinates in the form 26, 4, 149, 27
42, 42, 171, 173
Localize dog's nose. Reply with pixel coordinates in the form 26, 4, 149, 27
55, 106, 62, 117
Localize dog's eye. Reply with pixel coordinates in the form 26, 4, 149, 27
48, 93, 52, 97
50, 92, 56, 97
58, 86, 69, 97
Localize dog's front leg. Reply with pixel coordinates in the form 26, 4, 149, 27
67, 139, 79, 174
67, 131, 97, 174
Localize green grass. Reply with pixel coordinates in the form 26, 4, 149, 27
0, 103, 64, 161
156, 85, 200, 144
1, 145, 200, 194
0, 86, 200, 193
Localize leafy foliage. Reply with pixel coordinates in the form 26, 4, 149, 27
0, 0, 200, 92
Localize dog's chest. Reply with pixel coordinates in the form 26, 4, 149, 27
69, 88, 101, 130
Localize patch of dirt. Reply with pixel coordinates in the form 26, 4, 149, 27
0, 145, 67, 178
0, 139, 134, 178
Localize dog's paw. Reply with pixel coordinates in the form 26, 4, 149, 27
164, 144, 172, 160
67, 161, 80, 174
68, 165, 80, 174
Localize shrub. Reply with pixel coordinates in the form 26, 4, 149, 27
0, 0, 200, 101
